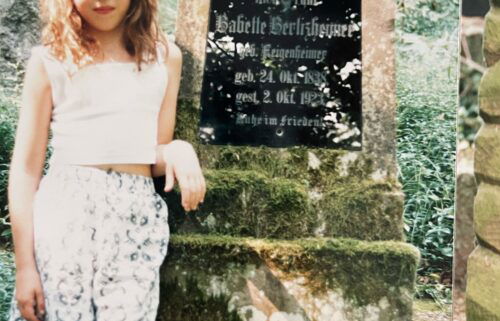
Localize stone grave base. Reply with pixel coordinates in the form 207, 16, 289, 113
157, 234, 420, 321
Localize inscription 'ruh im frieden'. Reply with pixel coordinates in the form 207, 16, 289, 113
199, 0, 362, 149
255, 0, 322, 7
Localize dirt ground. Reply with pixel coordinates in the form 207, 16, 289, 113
413, 300, 452, 321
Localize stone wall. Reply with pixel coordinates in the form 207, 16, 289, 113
466, 1, 500, 319
454, 16, 484, 321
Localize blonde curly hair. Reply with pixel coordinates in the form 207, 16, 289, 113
39, 0, 169, 75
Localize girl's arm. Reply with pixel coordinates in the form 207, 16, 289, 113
151, 41, 206, 212
8, 48, 52, 320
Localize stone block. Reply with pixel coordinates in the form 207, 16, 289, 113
466, 246, 500, 320
157, 234, 420, 321
473, 183, 500, 251
478, 61, 500, 121
154, 169, 404, 241
483, 6, 500, 66
317, 185, 404, 241
160, 169, 313, 239
474, 124, 500, 183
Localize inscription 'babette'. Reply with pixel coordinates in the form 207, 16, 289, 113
215, 14, 357, 38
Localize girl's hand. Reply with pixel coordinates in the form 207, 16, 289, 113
162, 140, 206, 212
15, 267, 45, 321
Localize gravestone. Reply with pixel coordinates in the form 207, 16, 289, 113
156, 0, 420, 320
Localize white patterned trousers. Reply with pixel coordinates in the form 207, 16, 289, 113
8, 164, 170, 321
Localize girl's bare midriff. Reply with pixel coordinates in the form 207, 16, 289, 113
81, 164, 152, 177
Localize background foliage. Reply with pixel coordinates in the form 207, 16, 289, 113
396, 0, 459, 305
398, 0, 460, 37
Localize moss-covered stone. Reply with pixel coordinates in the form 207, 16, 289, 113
158, 234, 419, 320
479, 61, 500, 100
155, 168, 404, 241
160, 169, 314, 239
474, 124, 500, 184
478, 61, 500, 122
483, 7, 500, 66
161, 101, 405, 241
466, 247, 500, 320
318, 181, 404, 241
157, 276, 244, 321
163, 2, 414, 317
473, 183, 500, 251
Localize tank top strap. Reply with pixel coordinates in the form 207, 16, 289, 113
155, 41, 167, 64
30, 45, 68, 107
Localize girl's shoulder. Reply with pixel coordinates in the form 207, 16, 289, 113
155, 40, 169, 64
29, 44, 73, 75
157, 38, 183, 70
28, 44, 61, 76
30, 44, 59, 63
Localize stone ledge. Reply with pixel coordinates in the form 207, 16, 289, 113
157, 234, 420, 321
155, 169, 404, 241
159, 169, 312, 239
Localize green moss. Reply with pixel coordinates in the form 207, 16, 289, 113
161, 169, 315, 238
319, 180, 404, 241
157, 168, 403, 240
467, 298, 500, 321
211, 146, 312, 179
162, 234, 419, 314
173, 99, 200, 144
170, 99, 404, 241
157, 275, 243, 321
479, 61, 500, 99
174, 99, 375, 184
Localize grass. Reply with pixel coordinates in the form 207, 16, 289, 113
0, 248, 15, 321
395, 0, 459, 305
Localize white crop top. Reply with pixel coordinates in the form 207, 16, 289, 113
30, 42, 168, 167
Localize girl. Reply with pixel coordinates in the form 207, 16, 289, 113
7, 0, 206, 320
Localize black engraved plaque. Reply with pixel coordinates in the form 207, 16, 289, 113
198, 0, 362, 149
